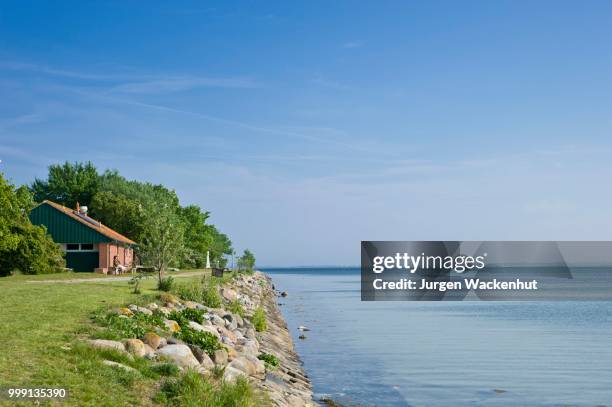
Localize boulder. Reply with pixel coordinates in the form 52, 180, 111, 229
188, 321, 206, 332
143, 344, 156, 359
183, 301, 199, 309
158, 307, 172, 316
166, 337, 185, 345
88, 339, 126, 353
136, 306, 153, 316
223, 366, 247, 383
227, 356, 256, 376
245, 328, 256, 340
235, 314, 244, 328
118, 307, 134, 317
142, 332, 162, 350
213, 349, 228, 366
123, 338, 147, 357
200, 353, 215, 371
163, 319, 181, 333
210, 314, 226, 327
147, 303, 159, 310
157, 344, 200, 369
217, 326, 237, 343
221, 288, 237, 302
188, 344, 207, 363
128, 304, 138, 312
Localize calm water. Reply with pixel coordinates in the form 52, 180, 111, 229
263, 267, 612, 407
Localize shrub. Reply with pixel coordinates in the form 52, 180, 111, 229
252, 306, 267, 332
93, 309, 166, 339
156, 369, 269, 407
175, 281, 202, 302
159, 292, 179, 304
168, 308, 205, 326
201, 282, 221, 308
227, 300, 245, 317
176, 327, 222, 357
257, 353, 279, 368
158, 276, 175, 292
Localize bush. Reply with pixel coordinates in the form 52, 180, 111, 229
257, 353, 279, 368
93, 309, 166, 339
201, 282, 221, 308
252, 306, 267, 332
156, 369, 269, 407
176, 327, 222, 357
175, 281, 202, 302
227, 300, 245, 317
158, 276, 175, 292
168, 308, 205, 326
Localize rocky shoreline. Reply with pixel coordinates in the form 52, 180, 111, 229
86, 271, 315, 406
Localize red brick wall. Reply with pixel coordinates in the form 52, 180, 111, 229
99, 243, 134, 268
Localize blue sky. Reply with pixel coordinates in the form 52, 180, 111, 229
1, 1, 612, 266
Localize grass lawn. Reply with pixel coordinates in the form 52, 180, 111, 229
0, 271, 207, 406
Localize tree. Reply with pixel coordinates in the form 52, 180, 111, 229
138, 191, 185, 283
206, 225, 233, 268
30, 161, 100, 208
89, 191, 145, 242
237, 249, 256, 272
0, 173, 65, 276
178, 205, 213, 268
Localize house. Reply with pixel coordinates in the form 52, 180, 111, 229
29, 200, 136, 273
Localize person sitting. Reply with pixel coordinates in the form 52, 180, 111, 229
113, 256, 127, 274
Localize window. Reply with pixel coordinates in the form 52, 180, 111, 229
80, 243, 94, 251
66, 244, 79, 251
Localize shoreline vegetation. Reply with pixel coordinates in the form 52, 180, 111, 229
0, 269, 316, 406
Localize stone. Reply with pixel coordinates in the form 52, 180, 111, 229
158, 307, 172, 316
245, 328, 256, 340
227, 356, 257, 376
124, 339, 147, 357
163, 319, 181, 333
143, 344, 156, 359
188, 344, 207, 363
236, 340, 258, 357
223, 366, 247, 383
183, 301, 199, 309
213, 349, 228, 366
235, 314, 244, 328
102, 360, 138, 373
136, 306, 153, 316
188, 321, 206, 332
88, 339, 126, 353
157, 344, 200, 369
210, 314, 226, 327
118, 307, 134, 317
147, 303, 159, 310
128, 304, 138, 312
200, 353, 215, 371
221, 288, 237, 302
217, 326, 237, 343
142, 332, 162, 350
224, 318, 237, 331
195, 303, 207, 311
166, 337, 185, 345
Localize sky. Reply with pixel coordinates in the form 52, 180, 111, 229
1, 1, 612, 266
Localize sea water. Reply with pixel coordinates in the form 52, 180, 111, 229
263, 267, 612, 407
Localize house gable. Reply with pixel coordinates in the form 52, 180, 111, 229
29, 202, 113, 244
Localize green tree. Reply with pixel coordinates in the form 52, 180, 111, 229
237, 249, 256, 272
89, 191, 145, 241
138, 191, 185, 283
178, 205, 213, 268
30, 161, 100, 208
0, 173, 65, 276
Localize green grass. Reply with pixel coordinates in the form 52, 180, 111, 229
0, 269, 251, 406
155, 369, 269, 407
252, 306, 267, 332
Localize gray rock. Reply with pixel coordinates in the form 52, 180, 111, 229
136, 306, 153, 316
210, 314, 226, 327
188, 344, 206, 363
88, 339, 126, 353
223, 366, 247, 383
213, 349, 228, 366
227, 356, 256, 376
245, 328, 256, 340
166, 337, 185, 345
221, 288, 237, 302
157, 344, 200, 369
200, 353, 215, 371
188, 321, 206, 332
235, 314, 244, 328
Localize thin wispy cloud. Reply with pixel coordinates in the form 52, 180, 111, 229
110, 76, 260, 94
343, 41, 363, 49
0, 61, 260, 93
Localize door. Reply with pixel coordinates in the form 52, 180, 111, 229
66, 251, 99, 272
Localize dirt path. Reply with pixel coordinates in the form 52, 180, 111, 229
26, 270, 208, 284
